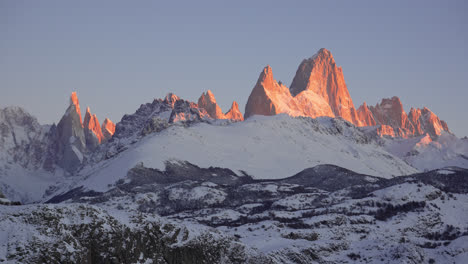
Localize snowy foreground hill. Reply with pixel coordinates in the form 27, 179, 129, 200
1, 163, 468, 263
69, 114, 418, 195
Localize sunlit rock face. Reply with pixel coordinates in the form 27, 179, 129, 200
101, 118, 115, 142
357, 102, 376, 126
244, 65, 334, 119
408, 107, 449, 138
244, 66, 294, 118
224, 101, 244, 121
245, 49, 361, 123
368, 97, 415, 138
83, 107, 104, 150
376, 125, 395, 137
244, 48, 451, 139
290, 48, 361, 125
197, 90, 226, 119
355, 97, 450, 139
70, 92, 83, 124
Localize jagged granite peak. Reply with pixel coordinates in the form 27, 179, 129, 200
51, 92, 87, 172
113, 93, 209, 140
83, 107, 104, 150
289, 48, 361, 125
408, 107, 449, 138
357, 97, 450, 139
101, 118, 115, 142
244, 66, 297, 119
69, 91, 83, 125
197, 90, 226, 119
357, 102, 376, 126
224, 101, 244, 121
368, 96, 415, 138
164, 93, 180, 108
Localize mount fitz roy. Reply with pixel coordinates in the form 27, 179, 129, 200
245, 48, 449, 139
0, 49, 467, 263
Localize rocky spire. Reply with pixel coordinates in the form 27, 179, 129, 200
357, 102, 376, 127
224, 101, 244, 121
244, 66, 296, 119
101, 118, 115, 142
408, 107, 449, 138
83, 107, 104, 150
70, 92, 83, 125
197, 90, 226, 119
52, 92, 87, 172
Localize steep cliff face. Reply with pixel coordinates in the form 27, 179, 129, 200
101, 118, 115, 142
245, 49, 359, 124
197, 90, 226, 119
53, 93, 87, 171
45, 92, 115, 172
357, 102, 376, 127
368, 97, 415, 138
290, 48, 361, 125
84, 107, 104, 150
244, 48, 451, 139
244, 65, 334, 119
408, 107, 449, 138
245, 66, 293, 118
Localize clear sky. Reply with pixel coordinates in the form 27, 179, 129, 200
1, 0, 467, 136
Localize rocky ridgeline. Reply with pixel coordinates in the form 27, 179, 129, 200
245, 48, 450, 139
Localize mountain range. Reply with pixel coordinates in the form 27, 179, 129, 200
0, 48, 467, 263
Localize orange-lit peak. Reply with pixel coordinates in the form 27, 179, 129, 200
83, 107, 104, 143
70, 92, 79, 107
263, 65, 273, 76
101, 118, 115, 142
69, 91, 82, 124
164, 93, 180, 107
225, 101, 244, 121
198, 90, 225, 119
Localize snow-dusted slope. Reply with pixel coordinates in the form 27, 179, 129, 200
383, 132, 468, 171
75, 114, 417, 193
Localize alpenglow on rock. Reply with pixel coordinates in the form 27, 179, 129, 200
244, 49, 358, 123
46, 92, 115, 172
245, 48, 450, 139
224, 101, 244, 121
289, 48, 361, 125
84, 107, 104, 150
357, 97, 450, 139
101, 118, 115, 142
197, 90, 244, 121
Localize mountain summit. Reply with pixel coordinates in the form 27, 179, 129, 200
290, 48, 361, 125
245, 49, 360, 124
245, 48, 450, 138
197, 90, 244, 121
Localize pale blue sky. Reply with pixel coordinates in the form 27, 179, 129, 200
1, 0, 467, 136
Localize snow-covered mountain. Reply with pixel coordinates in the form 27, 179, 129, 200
65, 114, 417, 197
0, 48, 467, 263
